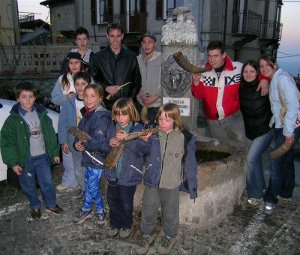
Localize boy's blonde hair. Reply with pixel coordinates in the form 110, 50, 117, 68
156, 103, 184, 131
112, 98, 140, 122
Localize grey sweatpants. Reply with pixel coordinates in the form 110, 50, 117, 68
140, 185, 179, 238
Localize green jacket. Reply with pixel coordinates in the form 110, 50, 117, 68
1, 103, 60, 168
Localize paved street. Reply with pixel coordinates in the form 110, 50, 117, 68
0, 158, 299, 255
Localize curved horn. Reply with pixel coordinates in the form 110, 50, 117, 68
270, 142, 293, 159
173, 51, 211, 73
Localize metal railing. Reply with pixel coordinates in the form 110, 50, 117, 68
261, 20, 282, 41
232, 10, 262, 36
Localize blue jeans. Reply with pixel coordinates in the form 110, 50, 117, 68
18, 154, 56, 209
264, 127, 300, 204
82, 167, 104, 213
107, 181, 136, 229
246, 130, 274, 198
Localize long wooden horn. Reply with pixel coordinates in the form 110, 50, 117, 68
173, 51, 211, 73
270, 142, 293, 159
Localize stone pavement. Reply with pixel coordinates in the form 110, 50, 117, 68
0, 161, 300, 255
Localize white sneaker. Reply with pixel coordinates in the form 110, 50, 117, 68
56, 184, 74, 192
247, 198, 263, 206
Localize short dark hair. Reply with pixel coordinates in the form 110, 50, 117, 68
240, 60, 259, 84
107, 23, 124, 35
75, 27, 89, 39
15, 82, 38, 98
73, 72, 92, 84
207, 41, 225, 54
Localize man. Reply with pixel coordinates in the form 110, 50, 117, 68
137, 33, 162, 127
191, 41, 268, 144
60, 27, 94, 74
89, 23, 141, 110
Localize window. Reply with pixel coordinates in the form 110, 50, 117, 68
156, 0, 184, 19
91, 0, 113, 25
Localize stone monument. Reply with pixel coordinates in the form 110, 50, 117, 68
161, 6, 202, 135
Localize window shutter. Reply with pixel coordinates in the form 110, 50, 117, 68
156, 0, 163, 19
91, 0, 96, 25
141, 0, 146, 13
120, 0, 126, 15
107, 0, 113, 22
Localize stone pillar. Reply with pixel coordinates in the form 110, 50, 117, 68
161, 7, 204, 135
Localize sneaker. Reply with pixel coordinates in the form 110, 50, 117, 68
265, 202, 276, 214
277, 195, 292, 202
157, 235, 176, 254
107, 227, 119, 237
46, 204, 64, 215
247, 198, 263, 206
56, 184, 74, 193
136, 234, 155, 255
31, 208, 41, 219
96, 211, 107, 226
72, 190, 85, 199
119, 228, 132, 238
73, 210, 93, 224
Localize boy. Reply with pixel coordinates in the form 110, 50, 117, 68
60, 27, 94, 74
57, 72, 91, 197
1, 82, 63, 219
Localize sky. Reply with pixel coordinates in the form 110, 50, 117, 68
17, 0, 300, 75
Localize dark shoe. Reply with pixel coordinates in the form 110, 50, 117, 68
71, 189, 85, 200
73, 210, 93, 224
31, 208, 41, 219
157, 235, 176, 254
96, 211, 107, 226
46, 204, 64, 215
265, 202, 276, 214
136, 234, 155, 255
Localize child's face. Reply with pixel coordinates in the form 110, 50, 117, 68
158, 112, 174, 133
75, 34, 89, 51
17, 90, 36, 111
115, 113, 130, 127
69, 59, 81, 74
75, 78, 89, 98
83, 88, 101, 109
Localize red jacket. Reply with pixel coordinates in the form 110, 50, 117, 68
191, 55, 242, 120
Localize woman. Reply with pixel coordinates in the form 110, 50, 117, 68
239, 60, 273, 206
259, 55, 300, 214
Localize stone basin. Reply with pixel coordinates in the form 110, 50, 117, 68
134, 139, 246, 228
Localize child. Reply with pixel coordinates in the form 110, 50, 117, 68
106, 98, 148, 238
1, 82, 63, 219
136, 103, 198, 255
60, 27, 94, 74
74, 84, 114, 225
51, 52, 87, 107
57, 72, 92, 196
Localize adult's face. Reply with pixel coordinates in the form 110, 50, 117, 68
259, 59, 276, 79
107, 29, 124, 53
208, 49, 226, 69
243, 64, 257, 83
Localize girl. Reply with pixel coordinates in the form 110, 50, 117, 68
57, 72, 92, 196
51, 52, 87, 107
136, 103, 198, 255
74, 84, 114, 225
259, 55, 300, 214
106, 98, 148, 238
238, 60, 273, 206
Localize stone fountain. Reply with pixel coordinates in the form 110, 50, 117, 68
134, 7, 246, 228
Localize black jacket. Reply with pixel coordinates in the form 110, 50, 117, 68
239, 80, 272, 140
89, 45, 142, 110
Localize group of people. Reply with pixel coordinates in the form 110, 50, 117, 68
191, 41, 300, 214
0, 21, 299, 255
0, 24, 197, 255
